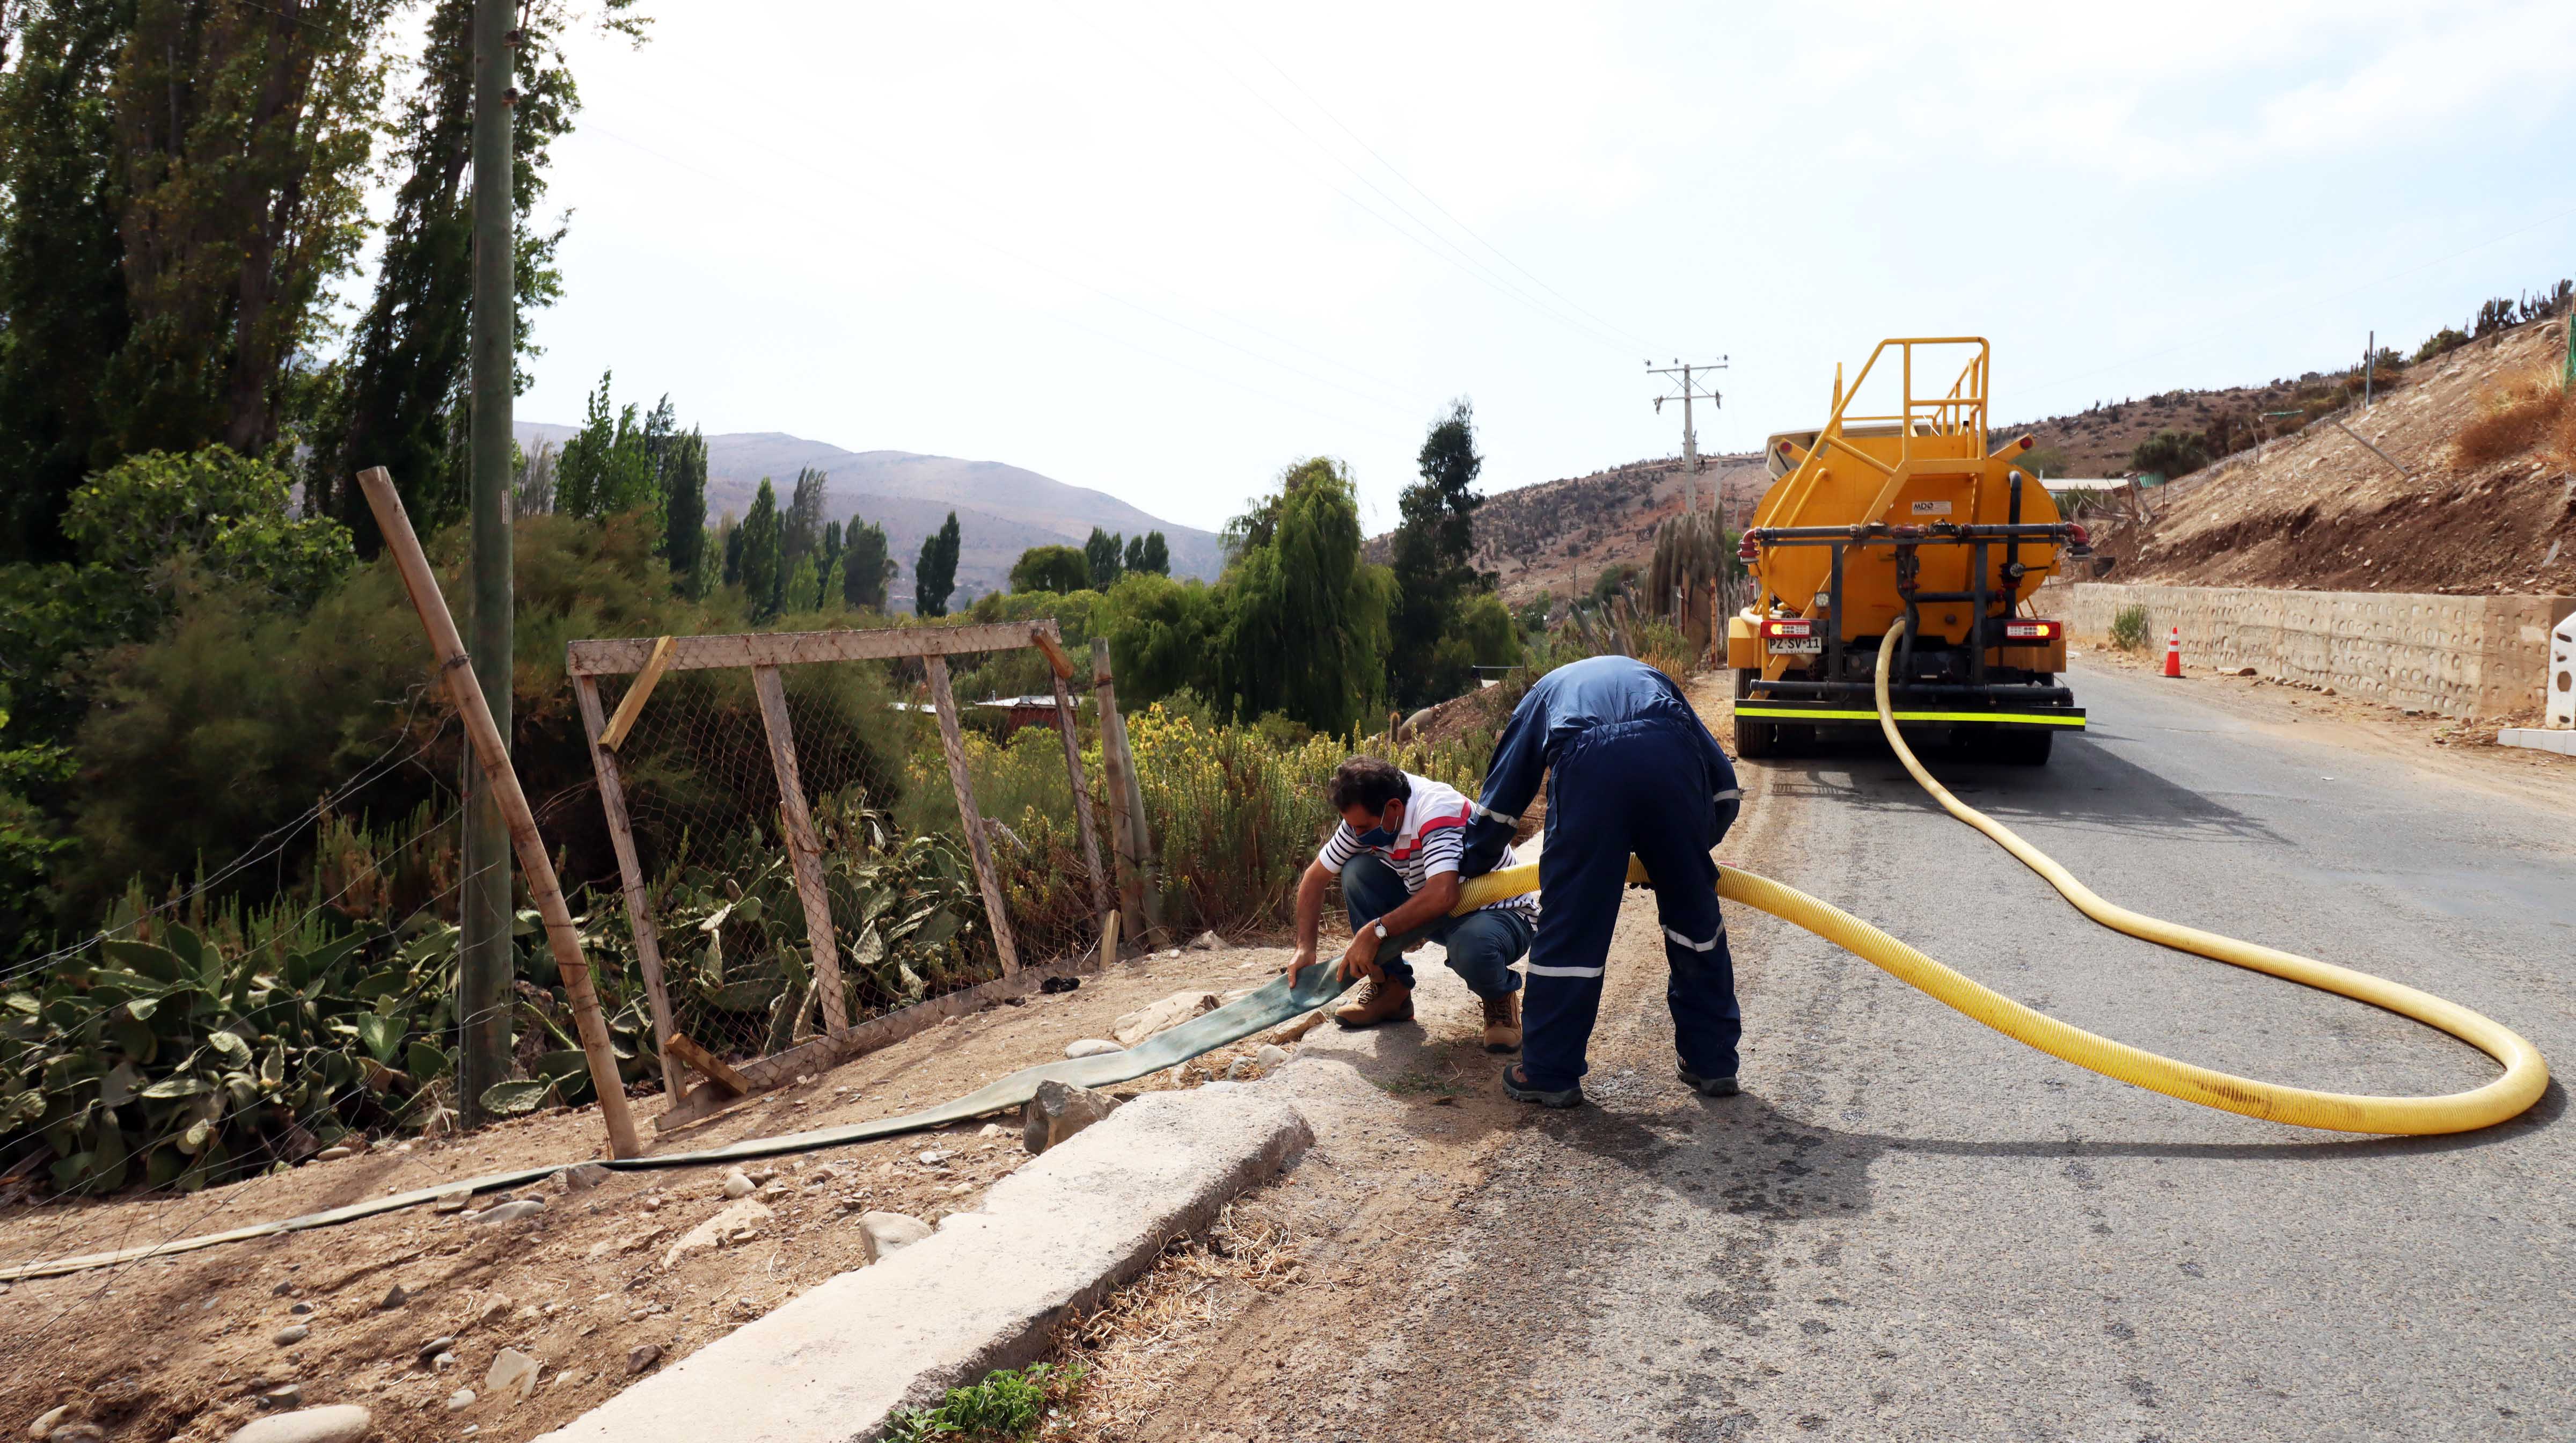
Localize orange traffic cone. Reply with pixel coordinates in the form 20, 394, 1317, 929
2162, 625, 2184, 678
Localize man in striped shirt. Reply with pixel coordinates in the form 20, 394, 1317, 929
1287, 757, 1538, 1052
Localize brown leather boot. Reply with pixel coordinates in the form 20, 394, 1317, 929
1333, 975, 1415, 1029
1481, 990, 1523, 1054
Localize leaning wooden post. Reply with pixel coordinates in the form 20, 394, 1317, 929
573, 674, 682, 1098
355, 468, 641, 1159
924, 657, 1021, 974
1089, 639, 1149, 946
1029, 623, 1113, 927
751, 665, 851, 1032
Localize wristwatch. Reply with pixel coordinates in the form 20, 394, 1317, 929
1372, 922, 1389, 941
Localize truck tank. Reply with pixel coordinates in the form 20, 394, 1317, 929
1724, 337, 2092, 763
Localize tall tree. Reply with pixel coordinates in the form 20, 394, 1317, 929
1085, 527, 1123, 589
311, 0, 639, 552
553, 370, 658, 523
1214, 457, 1393, 733
914, 511, 960, 617
1386, 400, 1489, 709
1011, 544, 1089, 594
104, 0, 401, 464
740, 478, 781, 621
661, 426, 707, 584
718, 511, 743, 586
1124, 530, 1170, 576
0, 0, 133, 564
782, 467, 828, 571
843, 519, 893, 610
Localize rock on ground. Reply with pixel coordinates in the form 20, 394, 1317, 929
228, 1405, 373, 1443
486, 1347, 540, 1403
663, 1198, 773, 1267
1111, 990, 1219, 1047
857, 1212, 932, 1262
1022, 1080, 1121, 1155
1063, 1038, 1122, 1059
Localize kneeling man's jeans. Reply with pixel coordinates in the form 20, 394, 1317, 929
1340, 854, 1531, 1000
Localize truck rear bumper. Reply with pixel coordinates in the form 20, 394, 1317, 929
1735, 699, 2087, 731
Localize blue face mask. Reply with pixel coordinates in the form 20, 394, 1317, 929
1354, 826, 1397, 849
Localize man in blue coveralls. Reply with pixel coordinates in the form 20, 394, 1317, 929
1458, 654, 1744, 1107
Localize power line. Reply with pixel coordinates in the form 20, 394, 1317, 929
1205, 10, 1667, 358
577, 121, 1419, 447
2021, 196, 2576, 402
1098, 0, 1644, 358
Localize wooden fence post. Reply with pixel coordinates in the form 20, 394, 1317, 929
354, 467, 641, 1160
1088, 639, 1162, 945
573, 674, 682, 1098
924, 656, 1021, 974
751, 665, 851, 1033
1030, 624, 1113, 927
1089, 639, 1143, 947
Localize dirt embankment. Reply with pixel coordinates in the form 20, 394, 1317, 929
2091, 319, 2575, 596
0, 948, 1289, 1443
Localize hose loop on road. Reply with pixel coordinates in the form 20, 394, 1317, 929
1480, 620, 2543, 1136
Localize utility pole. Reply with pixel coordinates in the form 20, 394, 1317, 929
1648, 357, 1727, 512
459, 0, 517, 1128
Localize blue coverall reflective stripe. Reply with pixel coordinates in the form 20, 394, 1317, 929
1459, 655, 1744, 1091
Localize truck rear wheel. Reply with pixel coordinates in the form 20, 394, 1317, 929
1975, 727, 2054, 766
1732, 669, 1779, 760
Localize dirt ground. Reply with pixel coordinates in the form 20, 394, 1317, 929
2093, 318, 2575, 597
1034, 671, 1746, 1440
0, 945, 1300, 1443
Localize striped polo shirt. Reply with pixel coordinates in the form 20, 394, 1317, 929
1316, 771, 1538, 918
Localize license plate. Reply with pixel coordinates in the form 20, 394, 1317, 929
1767, 639, 1823, 654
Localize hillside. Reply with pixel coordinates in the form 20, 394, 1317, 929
514, 426, 1220, 601
2005, 378, 2343, 479
1410, 453, 1767, 605
2089, 316, 2574, 596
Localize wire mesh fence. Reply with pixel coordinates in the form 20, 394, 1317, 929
581, 630, 1116, 1082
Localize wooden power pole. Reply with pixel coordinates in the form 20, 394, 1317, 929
458, 0, 516, 1125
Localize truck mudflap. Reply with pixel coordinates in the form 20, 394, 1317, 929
1734, 700, 2086, 731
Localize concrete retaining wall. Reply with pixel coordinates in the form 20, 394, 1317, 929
2059, 583, 2576, 719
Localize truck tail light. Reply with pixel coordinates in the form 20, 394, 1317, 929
1760, 618, 1817, 639
2001, 620, 2062, 642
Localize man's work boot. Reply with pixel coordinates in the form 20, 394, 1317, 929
1333, 976, 1415, 1029
1501, 1063, 1583, 1109
1480, 991, 1523, 1054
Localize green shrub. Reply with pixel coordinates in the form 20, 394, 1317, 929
884, 1363, 1084, 1442
2129, 430, 2209, 479
2109, 604, 2151, 651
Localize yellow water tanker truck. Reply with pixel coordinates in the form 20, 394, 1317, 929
1726, 337, 2092, 763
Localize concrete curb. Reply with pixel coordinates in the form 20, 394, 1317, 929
531, 1084, 1313, 1443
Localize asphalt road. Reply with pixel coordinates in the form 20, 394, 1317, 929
1218, 661, 2576, 1443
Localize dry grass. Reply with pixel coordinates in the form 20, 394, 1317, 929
1038, 1201, 1304, 1441
2450, 369, 2568, 468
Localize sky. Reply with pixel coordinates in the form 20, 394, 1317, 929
499, 0, 2576, 535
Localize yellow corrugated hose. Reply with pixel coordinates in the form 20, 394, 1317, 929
1458, 621, 2548, 1134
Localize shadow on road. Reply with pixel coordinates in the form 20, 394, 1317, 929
1745, 726, 2289, 849
1489, 1074, 2564, 1227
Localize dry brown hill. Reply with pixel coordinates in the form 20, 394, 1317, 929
1393, 454, 1766, 605
2089, 316, 2574, 596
